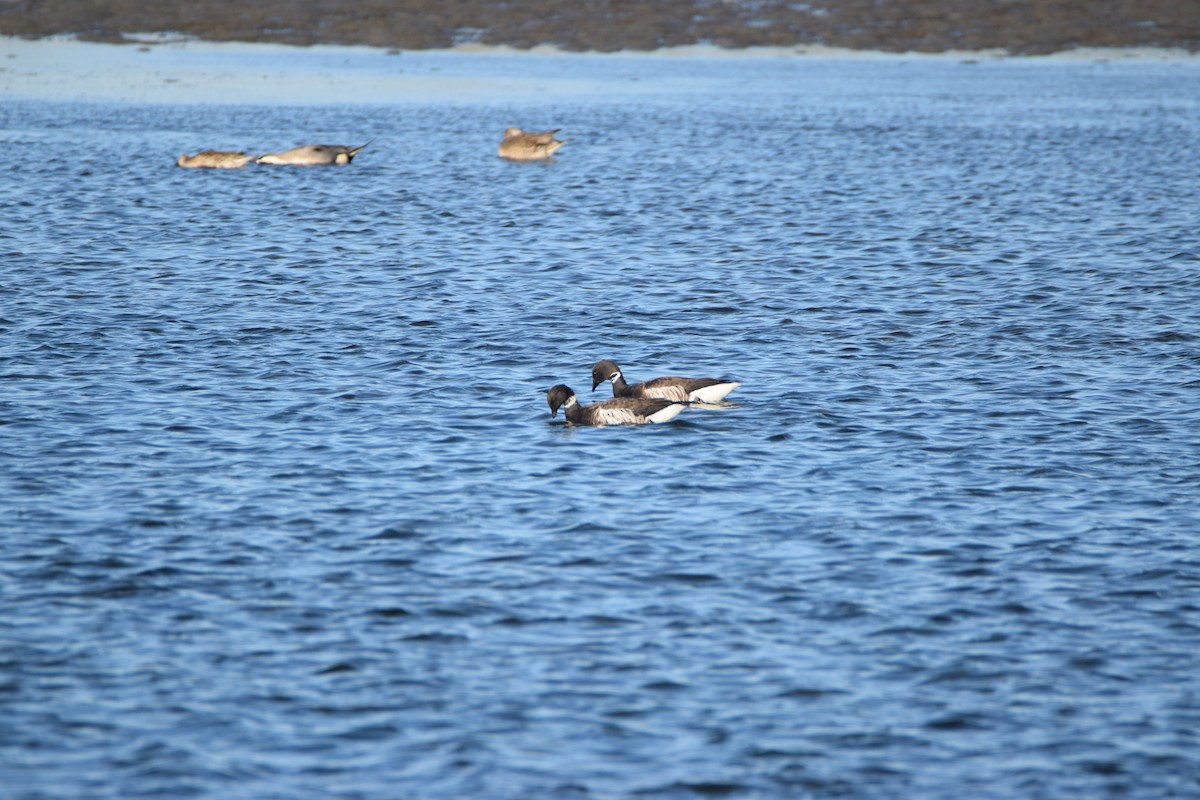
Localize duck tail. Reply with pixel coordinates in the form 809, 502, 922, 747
348, 138, 375, 158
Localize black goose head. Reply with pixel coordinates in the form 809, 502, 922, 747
591, 360, 622, 391
546, 385, 577, 418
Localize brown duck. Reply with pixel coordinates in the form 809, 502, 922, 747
176, 150, 256, 169
499, 128, 567, 161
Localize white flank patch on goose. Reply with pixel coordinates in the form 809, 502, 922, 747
646, 403, 686, 424
689, 382, 741, 404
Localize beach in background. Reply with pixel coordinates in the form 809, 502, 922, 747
3, 35, 1199, 106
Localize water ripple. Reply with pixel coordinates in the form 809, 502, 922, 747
2, 55, 1199, 800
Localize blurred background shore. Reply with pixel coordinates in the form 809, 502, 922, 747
2, 0, 1198, 55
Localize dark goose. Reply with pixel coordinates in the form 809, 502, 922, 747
590, 359, 740, 404
547, 384, 685, 426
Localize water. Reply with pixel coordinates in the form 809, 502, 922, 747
3, 51, 1200, 799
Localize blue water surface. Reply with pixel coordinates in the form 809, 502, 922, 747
2, 51, 1200, 799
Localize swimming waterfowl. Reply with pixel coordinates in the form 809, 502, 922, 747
547, 385, 685, 426
176, 150, 256, 169
591, 360, 741, 404
256, 141, 370, 166
498, 128, 567, 161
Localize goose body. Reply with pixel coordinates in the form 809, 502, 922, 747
547, 385, 684, 426
499, 128, 567, 161
256, 142, 370, 166
176, 150, 256, 169
591, 360, 740, 404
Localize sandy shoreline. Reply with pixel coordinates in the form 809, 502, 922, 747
3, 36, 1199, 105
